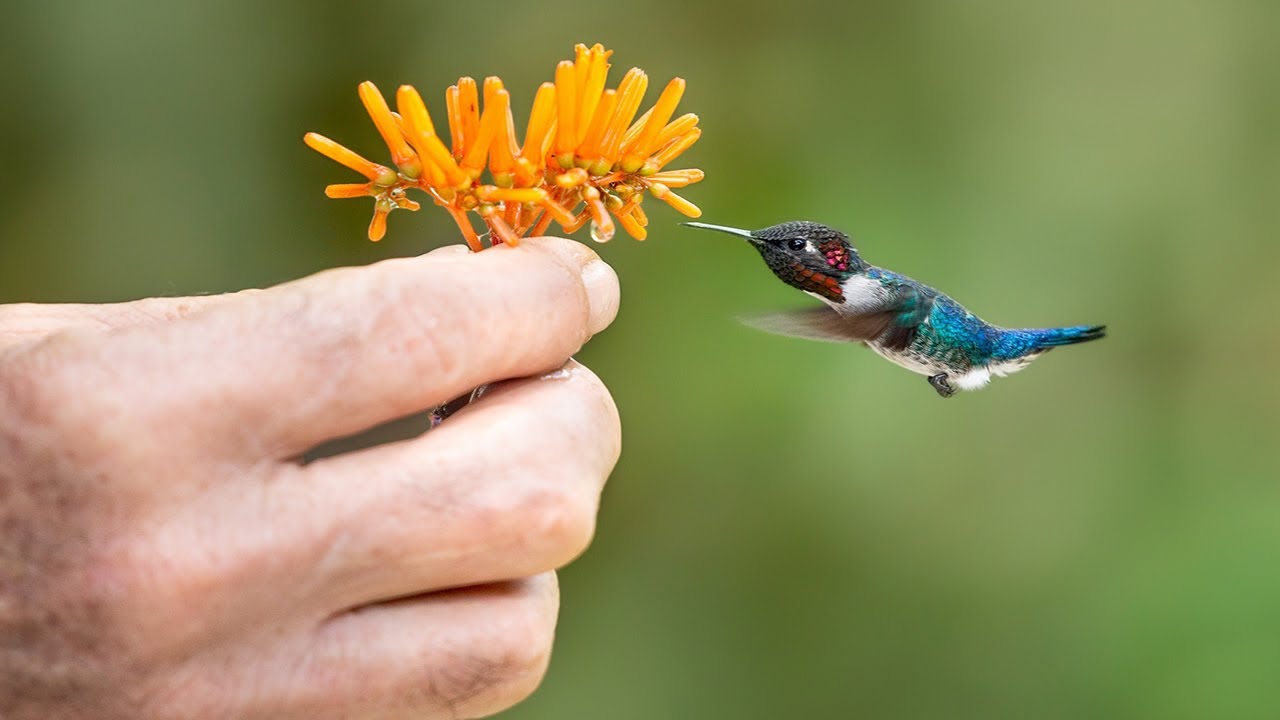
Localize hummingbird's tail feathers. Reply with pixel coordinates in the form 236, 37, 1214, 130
1029, 324, 1107, 349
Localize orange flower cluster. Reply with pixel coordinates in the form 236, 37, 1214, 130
304, 43, 704, 250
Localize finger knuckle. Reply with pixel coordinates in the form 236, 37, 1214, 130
84, 527, 215, 658
518, 478, 598, 565
426, 645, 549, 717
426, 592, 555, 715
486, 627, 555, 709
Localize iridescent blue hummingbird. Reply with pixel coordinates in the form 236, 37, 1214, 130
685, 220, 1105, 397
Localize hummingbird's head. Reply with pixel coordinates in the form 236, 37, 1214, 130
684, 220, 864, 303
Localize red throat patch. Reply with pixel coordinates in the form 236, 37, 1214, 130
789, 262, 844, 302
818, 240, 851, 272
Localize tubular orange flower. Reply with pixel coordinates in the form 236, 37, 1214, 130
305, 133, 395, 184
631, 201, 648, 227
454, 78, 480, 159
597, 69, 648, 173
653, 128, 702, 169
655, 113, 699, 149
396, 87, 468, 189
521, 82, 557, 165
623, 78, 684, 171
358, 82, 420, 179
488, 97, 519, 186
325, 183, 373, 199
553, 61, 578, 166
575, 45, 612, 146
646, 169, 705, 187
306, 43, 705, 247
648, 182, 702, 218
616, 206, 647, 241
577, 89, 617, 163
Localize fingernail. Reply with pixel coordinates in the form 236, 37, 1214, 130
553, 242, 619, 336
424, 244, 473, 258
581, 254, 620, 336
539, 358, 585, 381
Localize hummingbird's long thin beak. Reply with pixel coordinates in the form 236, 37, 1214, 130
681, 222, 756, 240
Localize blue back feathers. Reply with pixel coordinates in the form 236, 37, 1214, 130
866, 268, 1106, 364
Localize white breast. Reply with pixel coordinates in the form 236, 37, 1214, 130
804, 274, 889, 314
838, 274, 891, 314
867, 343, 941, 377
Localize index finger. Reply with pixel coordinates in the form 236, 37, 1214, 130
30, 238, 618, 460
0, 294, 246, 350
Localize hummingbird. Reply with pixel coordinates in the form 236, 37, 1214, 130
684, 220, 1105, 398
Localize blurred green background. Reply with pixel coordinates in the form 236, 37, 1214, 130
3, 1, 1279, 717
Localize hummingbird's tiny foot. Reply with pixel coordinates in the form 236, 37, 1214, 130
928, 373, 956, 398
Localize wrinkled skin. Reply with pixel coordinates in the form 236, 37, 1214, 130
0, 238, 621, 720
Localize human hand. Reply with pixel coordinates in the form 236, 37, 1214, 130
0, 238, 621, 719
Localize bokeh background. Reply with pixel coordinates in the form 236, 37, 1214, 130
3, 1, 1278, 717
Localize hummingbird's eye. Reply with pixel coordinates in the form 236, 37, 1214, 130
787, 238, 807, 251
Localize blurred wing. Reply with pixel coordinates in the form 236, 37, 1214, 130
738, 307, 895, 344
739, 281, 936, 350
